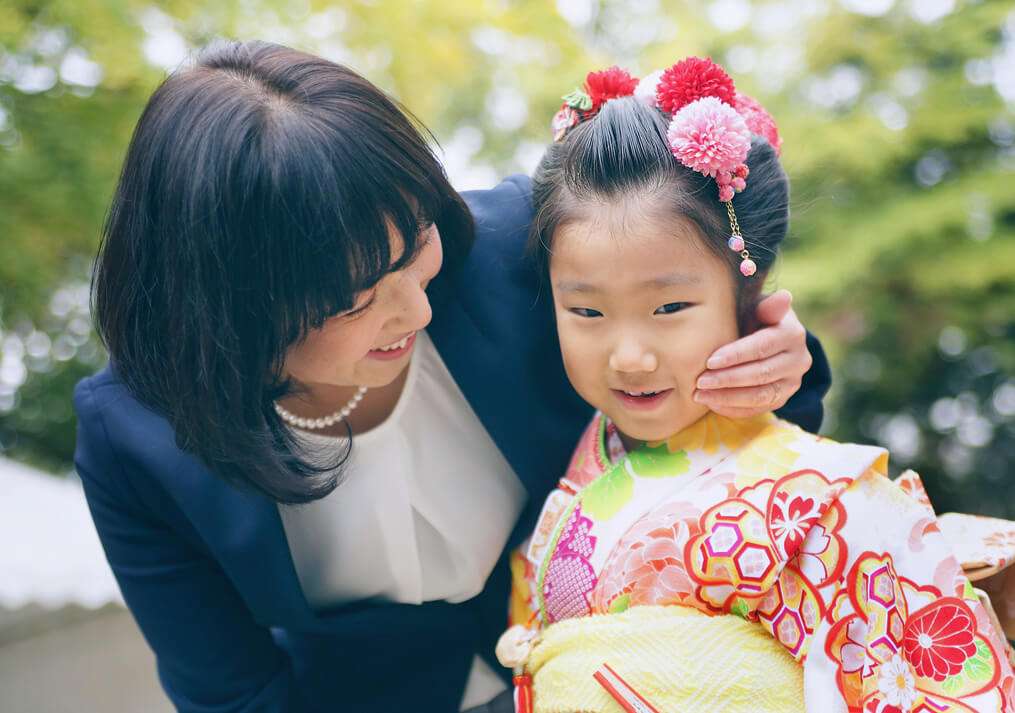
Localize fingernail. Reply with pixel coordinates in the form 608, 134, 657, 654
707, 354, 728, 370
697, 376, 717, 389
693, 390, 707, 404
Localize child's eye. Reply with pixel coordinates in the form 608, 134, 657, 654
570, 307, 603, 318
655, 302, 690, 315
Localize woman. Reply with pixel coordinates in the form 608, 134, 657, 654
74, 41, 828, 712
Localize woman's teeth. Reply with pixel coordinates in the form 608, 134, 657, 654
376, 334, 412, 352
624, 390, 660, 397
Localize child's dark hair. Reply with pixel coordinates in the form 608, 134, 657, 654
530, 96, 789, 332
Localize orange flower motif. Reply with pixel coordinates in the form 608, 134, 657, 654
592, 501, 701, 613
509, 550, 538, 628
656, 412, 770, 455
735, 424, 802, 486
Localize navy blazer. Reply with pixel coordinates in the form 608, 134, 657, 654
74, 175, 831, 713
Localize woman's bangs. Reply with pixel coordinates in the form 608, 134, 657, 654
284, 173, 439, 339
257, 77, 463, 354
357, 154, 452, 278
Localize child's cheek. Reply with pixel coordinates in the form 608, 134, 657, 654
558, 323, 602, 405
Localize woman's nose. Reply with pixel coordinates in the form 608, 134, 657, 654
392, 273, 432, 330
608, 335, 658, 374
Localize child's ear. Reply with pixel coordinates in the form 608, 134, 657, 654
736, 275, 772, 335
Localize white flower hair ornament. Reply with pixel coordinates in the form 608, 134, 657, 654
552, 57, 783, 278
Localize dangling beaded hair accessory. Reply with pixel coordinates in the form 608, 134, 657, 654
551, 58, 782, 278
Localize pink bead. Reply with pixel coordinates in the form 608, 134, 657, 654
716, 171, 732, 186
718, 185, 735, 202
735, 164, 750, 179
740, 258, 757, 277
728, 235, 745, 252
732, 177, 746, 192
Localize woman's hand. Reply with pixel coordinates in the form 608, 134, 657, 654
693, 290, 812, 419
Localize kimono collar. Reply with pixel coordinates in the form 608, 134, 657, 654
560, 411, 776, 494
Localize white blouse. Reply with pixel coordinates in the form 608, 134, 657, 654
278, 330, 526, 708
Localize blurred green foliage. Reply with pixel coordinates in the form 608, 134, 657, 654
1, 0, 1012, 515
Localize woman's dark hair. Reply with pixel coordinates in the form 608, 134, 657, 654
94, 40, 473, 504
530, 96, 789, 332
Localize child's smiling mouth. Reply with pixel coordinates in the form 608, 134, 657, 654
611, 388, 674, 410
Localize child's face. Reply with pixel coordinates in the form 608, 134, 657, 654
549, 201, 740, 444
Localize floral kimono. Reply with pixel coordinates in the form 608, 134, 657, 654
502, 412, 1014, 713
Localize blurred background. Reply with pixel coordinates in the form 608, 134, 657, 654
0, 0, 1012, 710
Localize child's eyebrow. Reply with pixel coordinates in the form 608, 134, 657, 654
555, 272, 702, 294
555, 280, 600, 294
643, 272, 702, 288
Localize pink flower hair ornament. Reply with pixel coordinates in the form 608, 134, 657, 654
550, 57, 783, 278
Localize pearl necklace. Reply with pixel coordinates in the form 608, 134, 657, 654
274, 386, 368, 431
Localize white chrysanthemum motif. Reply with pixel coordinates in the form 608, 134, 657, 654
634, 69, 664, 108
877, 653, 917, 711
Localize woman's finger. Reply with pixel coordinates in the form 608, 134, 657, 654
693, 378, 798, 411
702, 404, 773, 420
696, 350, 800, 391
755, 289, 793, 326
706, 312, 806, 370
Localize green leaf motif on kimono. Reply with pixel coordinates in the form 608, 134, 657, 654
962, 579, 976, 601
961, 640, 995, 681
581, 466, 634, 521
941, 640, 995, 695
627, 443, 689, 479
730, 598, 750, 619
608, 594, 631, 614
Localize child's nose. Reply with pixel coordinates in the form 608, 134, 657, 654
609, 336, 658, 374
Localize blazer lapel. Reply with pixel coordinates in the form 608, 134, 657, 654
167, 457, 318, 628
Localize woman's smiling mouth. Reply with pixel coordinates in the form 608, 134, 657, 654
367, 332, 417, 361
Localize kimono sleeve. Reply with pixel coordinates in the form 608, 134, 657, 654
791, 468, 1015, 712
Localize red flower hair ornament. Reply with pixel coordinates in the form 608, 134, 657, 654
549, 57, 782, 278
553, 66, 639, 141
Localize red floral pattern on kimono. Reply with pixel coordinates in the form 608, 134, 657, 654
508, 412, 1014, 712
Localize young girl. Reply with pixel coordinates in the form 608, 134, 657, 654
497, 59, 1015, 712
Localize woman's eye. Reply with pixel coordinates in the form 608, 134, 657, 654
415, 222, 436, 248
341, 293, 376, 320
570, 307, 603, 318
655, 302, 690, 315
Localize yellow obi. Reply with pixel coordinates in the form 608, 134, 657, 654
526, 605, 802, 713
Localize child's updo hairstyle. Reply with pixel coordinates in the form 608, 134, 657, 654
530, 61, 789, 333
